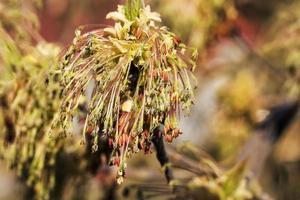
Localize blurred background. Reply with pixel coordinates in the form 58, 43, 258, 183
0, 0, 300, 199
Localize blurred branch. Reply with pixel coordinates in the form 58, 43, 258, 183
239, 100, 299, 178
233, 36, 289, 82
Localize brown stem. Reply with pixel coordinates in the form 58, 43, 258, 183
151, 129, 174, 183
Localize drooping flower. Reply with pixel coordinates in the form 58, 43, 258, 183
59, 1, 197, 182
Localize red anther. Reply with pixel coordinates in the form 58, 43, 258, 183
151, 70, 158, 78
162, 71, 169, 82
172, 129, 180, 138
165, 135, 173, 143
173, 35, 181, 47
142, 130, 149, 137
113, 157, 120, 167
86, 126, 94, 134
135, 28, 143, 39
108, 138, 114, 147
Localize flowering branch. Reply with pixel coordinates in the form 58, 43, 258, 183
58, 0, 197, 183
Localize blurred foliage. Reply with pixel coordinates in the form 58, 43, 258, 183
0, 1, 85, 199
0, 1, 62, 199
212, 69, 264, 159
210, 0, 300, 160
261, 1, 300, 98
152, 0, 299, 199
151, 0, 236, 50
124, 143, 270, 200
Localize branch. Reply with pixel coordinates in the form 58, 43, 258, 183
151, 128, 174, 183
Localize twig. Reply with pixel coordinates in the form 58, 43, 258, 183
151, 129, 174, 183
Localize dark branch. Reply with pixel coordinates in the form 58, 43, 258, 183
152, 128, 174, 183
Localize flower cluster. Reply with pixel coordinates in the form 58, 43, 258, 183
59, 2, 197, 182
